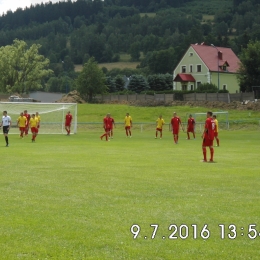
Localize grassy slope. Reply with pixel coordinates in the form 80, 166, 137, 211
77, 104, 260, 123
74, 53, 142, 72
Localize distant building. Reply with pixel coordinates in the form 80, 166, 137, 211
173, 43, 241, 93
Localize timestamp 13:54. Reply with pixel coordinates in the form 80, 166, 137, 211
130, 224, 259, 240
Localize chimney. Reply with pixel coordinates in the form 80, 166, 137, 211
218, 51, 223, 60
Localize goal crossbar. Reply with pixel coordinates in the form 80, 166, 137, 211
193, 111, 229, 130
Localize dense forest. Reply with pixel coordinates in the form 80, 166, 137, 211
0, 0, 259, 93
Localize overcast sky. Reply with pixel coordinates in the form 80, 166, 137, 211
0, 0, 76, 15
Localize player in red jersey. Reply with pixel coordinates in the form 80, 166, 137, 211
201, 111, 215, 162
170, 112, 184, 144
65, 111, 73, 135
23, 110, 30, 137
186, 114, 196, 139
109, 116, 116, 139
100, 113, 113, 141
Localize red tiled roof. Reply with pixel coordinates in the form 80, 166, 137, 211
173, 73, 196, 82
191, 44, 240, 73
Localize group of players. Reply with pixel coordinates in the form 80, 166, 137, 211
1, 109, 219, 162
0, 110, 73, 146
100, 111, 220, 162
0, 110, 40, 146
16, 110, 41, 142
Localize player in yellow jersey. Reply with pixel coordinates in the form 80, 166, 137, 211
29, 114, 39, 142
17, 112, 27, 138
124, 113, 132, 137
155, 115, 165, 139
35, 112, 41, 136
213, 115, 220, 146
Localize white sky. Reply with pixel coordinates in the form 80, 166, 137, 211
0, 0, 75, 15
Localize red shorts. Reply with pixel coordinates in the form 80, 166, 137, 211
187, 127, 194, 133
31, 127, 37, 133
214, 132, 218, 137
65, 123, 71, 127
172, 130, 179, 135
19, 127, 25, 132
35, 128, 39, 133
156, 128, 162, 132
105, 128, 111, 132
125, 126, 131, 130
202, 138, 213, 147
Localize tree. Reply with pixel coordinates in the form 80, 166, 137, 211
114, 75, 125, 91
237, 41, 260, 92
106, 76, 116, 93
148, 74, 172, 91
0, 39, 53, 93
76, 57, 107, 101
129, 42, 141, 61
146, 47, 176, 74
196, 83, 218, 93
128, 75, 149, 93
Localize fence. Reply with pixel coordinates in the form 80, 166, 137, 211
183, 92, 255, 102
95, 92, 255, 103
76, 121, 260, 133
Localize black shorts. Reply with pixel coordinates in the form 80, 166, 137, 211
3, 126, 9, 134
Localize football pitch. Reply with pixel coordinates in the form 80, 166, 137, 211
0, 127, 259, 259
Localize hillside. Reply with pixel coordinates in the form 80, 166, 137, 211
0, 0, 259, 93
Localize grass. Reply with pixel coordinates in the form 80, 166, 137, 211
0, 129, 259, 259
1, 104, 260, 259
140, 13, 157, 18
202, 14, 214, 21
74, 53, 142, 72
77, 104, 260, 123
98, 62, 139, 71
74, 61, 139, 72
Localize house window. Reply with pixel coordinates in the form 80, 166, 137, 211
222, 65, 227, 71
189, 52, 193, 56
182, 66, 186, 73
197, 65, 201, 72
182, 84, 187, 91
223, 84, 227, 90
197, 81, 201, 88
189, 65, 193, 73
190, 84, 194, 91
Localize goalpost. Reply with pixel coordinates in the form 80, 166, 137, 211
192, 111, 229, 132
0, 102, 77, 134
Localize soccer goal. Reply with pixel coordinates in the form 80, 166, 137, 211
192, 111, 229, 132
0, 102, 77, 134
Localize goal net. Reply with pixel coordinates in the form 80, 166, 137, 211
192, 111, 229, 133
0, 102, 77, 134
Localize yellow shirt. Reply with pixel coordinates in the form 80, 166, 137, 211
17, 116, 27, 127
35, 115, 41, 125
125, 116, 132, 127
214, 119, 219, 133
156, 118, 165, 129
29, 118, 38, 128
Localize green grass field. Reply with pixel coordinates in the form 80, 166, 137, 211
1, 104, 260, 259
140, 13, 156, 18
74, 53, 144, 72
